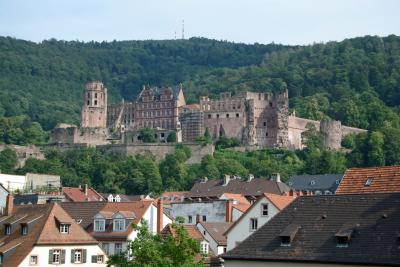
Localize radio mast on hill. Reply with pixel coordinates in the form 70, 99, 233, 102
182, 20, 185, 39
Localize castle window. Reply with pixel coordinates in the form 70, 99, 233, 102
263, 122, 267, 127
87, 100, 90, 105
208, 114, 211, 119
95, 93, 97, 98
94, 100, 97, 105
226, 114, 229, 118
266, 132, 268, 136
236, 113, 239, 118
216, 114, 220, 118
269, 102, 273, 107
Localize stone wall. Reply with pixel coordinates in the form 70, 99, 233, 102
0, 144, 45, 168
49, 125, 109, 147
288, 116, 367, 150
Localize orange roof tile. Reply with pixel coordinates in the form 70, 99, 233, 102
162, 224, 204, 242
63, 187, 104, 202
263, 193, 296, 210
220, 193, 251, 213
336, 166, 400, 194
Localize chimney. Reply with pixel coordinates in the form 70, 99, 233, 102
157, 198, 163, 234
225, 200, 233, 222
84, 184, 88, 196
289, 189, 294, 196
196, 214, 200, 224
271, 173, 281, 183
247, 174, 254, 182
5, 194, 13, 216
78, 184, 82, 190
223, 175, 231, 186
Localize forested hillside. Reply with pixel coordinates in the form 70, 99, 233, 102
1, 35, 400, 193
0, 35, 399, 135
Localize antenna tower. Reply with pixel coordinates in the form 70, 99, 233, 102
182, 20, 185, 39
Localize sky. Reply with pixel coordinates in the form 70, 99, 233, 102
0, 0, 399, 45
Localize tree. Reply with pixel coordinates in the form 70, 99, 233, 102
167, 131, 177, 143
301, 123, 324, 151
107, 220, 203, 267
0, 148, 17, 173
139, 128, 156, 143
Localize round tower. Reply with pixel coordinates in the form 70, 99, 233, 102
80, 81, 108, 128
320, 120, 342, 150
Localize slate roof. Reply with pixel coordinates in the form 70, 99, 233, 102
187, 178, 290, 199
0, 203, 98, 267
288, 174, 343, 193
63, 186, 105, 202
336, 166, 400, 194
222, 193, 400, 266
200, 222, 232, 246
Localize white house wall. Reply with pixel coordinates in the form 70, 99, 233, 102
171, 202, 226, 224
196, 223, 226, 255
227, 198, 280, 251
19, 244, 107, 267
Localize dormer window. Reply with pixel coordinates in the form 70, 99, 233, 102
21, 224, 28, 235
279, 224, 300, 247
94, 219, 105, 232
335, 228, 353, 248
5, 224, 11, 235
60, 224, 70, 234
365, 177, 373, 186
114, 195, 121, 202
113, 219, 125, 232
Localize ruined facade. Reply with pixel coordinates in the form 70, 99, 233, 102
200, 91, 290, 148
51, 81, 366, 150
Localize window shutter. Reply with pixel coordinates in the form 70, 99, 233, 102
82, 249, 87, 263
48, 250, 53, 264
71, 249, 75, 263
91, 255, 97, 263
60, 249, 66, 264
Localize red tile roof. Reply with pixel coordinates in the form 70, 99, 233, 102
63, 186, 105, 202
263, 193, 296, 210
161, 191, 188, 204
199, 222, 232, 246
336, 166, 400, 194
162, 224, 204, 242
220, 193, 251, 213
0, 203, 98, 267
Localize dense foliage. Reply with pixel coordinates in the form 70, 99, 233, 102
107, 220, 203, 267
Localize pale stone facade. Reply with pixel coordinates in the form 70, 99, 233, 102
81, 82, 107, 128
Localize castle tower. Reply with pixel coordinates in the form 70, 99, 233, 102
80, 81, 107, 128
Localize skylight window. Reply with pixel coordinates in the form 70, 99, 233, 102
365, 177, 373, 186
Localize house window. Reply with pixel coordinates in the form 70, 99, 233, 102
115, 243, 123, 254
5, 225, 11, 235
30, 255, 38, 265
280, 236, 291, 246
202, 215, 207, 222
365, 177, 373, 186
188, 216, 192, 223
102, 243, 110, 255
94, 219, 105, 232
261, 204, 269, 216
113, 219, 125, 231
22, 224, 28, 235
87, 100, 90, 105
73, 250, 82, 263
52, 249, 61, 264
250, 218, 258, 231
200, 242, 209, 254
60, 224, 69, 234
94, 100, 98, 105
97, 255, 104, 263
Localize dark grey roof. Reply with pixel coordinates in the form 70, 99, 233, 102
61, 202, 106, 229
99, 193, 146, 202
222, 193, 400, 266
287, 174, 343, 193
186, 178, 291, 199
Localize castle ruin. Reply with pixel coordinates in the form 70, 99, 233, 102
50, 82, 366, 150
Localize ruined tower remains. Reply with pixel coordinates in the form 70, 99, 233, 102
320, 120, 342, 150
81, 81, 107, 128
